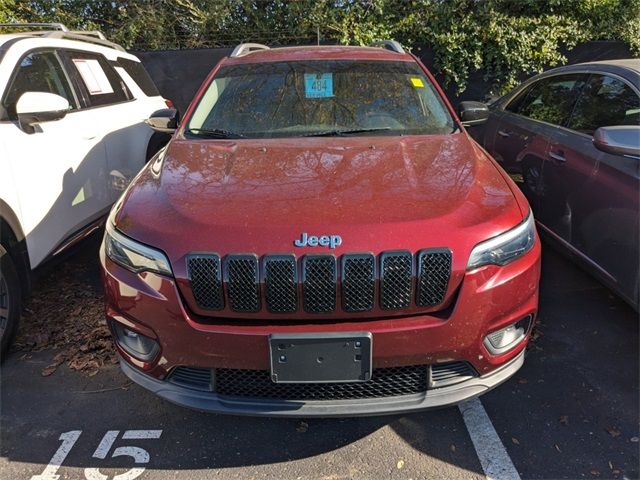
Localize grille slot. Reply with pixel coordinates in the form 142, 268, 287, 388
430, 361, 476, 388
226, 255, 260, 312
215, 365, 428, 400
342, 254, 375, 312
302, 255, 336, 313
168, 366, 212, 391
380, 251, 413, 310
187, 249, 453, 315
263, 255, 297, 313
416, 249, 452, 307
187, 254, 224, 310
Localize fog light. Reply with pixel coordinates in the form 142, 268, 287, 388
483, 315, 532, 355
112, 322, 159, 362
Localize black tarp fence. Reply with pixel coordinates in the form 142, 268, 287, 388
132, 41, 633, 115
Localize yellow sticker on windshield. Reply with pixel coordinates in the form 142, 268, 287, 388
411, 77, 424, 88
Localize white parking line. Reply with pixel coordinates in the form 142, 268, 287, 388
459, 398, 521, 480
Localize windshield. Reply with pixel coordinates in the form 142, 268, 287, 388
186, 60, 455, 138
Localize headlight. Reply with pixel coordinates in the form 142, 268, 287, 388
104, 221, 172, 276
467, 211, 535, 270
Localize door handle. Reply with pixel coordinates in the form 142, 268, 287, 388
548, 151, 566, 163
497, 130, 511, 138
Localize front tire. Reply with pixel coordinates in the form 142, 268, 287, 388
0, 245, 21, 360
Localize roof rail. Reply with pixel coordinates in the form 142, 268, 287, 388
230, 43, 270, 57
68, 30, 106, 40
0, 22, 69, 31
0, 22, 124, 52
44, 31, 126, 52
369, 40, 405, 54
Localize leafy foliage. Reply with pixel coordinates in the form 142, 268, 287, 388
1, 0, 638, 93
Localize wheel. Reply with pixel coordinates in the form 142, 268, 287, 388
0, 245, 21, 360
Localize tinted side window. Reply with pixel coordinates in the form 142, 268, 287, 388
567, 74, 640, 135
64, 51, 132, 107
2, 51, 77, 119
115, 57, 160, 97
504, 83, 535, 114
506, 74, 587, 126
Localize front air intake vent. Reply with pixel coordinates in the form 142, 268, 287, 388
168, 366, 212, 391
215, 365, 428, 400
430, 361, 476, 388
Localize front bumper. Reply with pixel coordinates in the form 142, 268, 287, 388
101, 236, 540, 415
119, 349, 525, 417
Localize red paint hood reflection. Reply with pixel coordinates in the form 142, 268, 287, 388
115, 133, 523, 259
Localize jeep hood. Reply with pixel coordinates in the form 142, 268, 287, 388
115, 133, 524, 262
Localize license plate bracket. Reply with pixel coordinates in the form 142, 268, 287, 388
269, 333, 372, 383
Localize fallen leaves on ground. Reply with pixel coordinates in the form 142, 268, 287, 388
559, 415, 569, 426
12, 259, 116, 377
606, 426, 622, 437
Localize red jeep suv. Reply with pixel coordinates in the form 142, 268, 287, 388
100, 41, 541, 416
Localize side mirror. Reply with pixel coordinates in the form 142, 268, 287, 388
145, 108, 179, 133
593, 126, 640, 158
16, 92, 70, 133
458, 101, 490, 127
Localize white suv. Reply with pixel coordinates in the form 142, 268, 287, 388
0, 23, 169, 355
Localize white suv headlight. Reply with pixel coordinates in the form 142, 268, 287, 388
467, 211, 535, 270
104, 221, 172, 276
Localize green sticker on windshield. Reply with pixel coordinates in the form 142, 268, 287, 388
304, 73, 333, 98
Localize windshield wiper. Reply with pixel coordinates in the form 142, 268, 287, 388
186, 128, 246, 139
302, 127, 391, 137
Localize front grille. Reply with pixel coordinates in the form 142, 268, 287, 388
187, 255, 223, 310
167, 362, 479, 400
215, 365, 428, 400
416, 249, 452, 307
380, 252, 413, 310
226, 255, 260, 312
302, 255, 336, 313
263, 255, 297, 313
187, 249, 453, 315
342, 254, 375, 312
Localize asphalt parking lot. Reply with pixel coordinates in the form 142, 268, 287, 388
1, 234, 638, 480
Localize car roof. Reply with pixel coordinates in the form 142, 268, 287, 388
544, 58, 640, 77
0, 32, 140, 63
222, 45, 415, 65
0, 34, 17, 47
